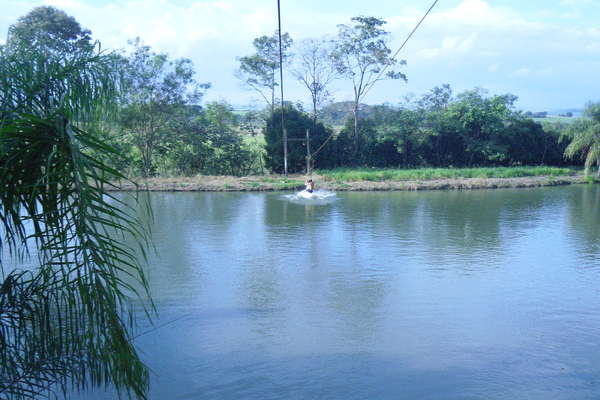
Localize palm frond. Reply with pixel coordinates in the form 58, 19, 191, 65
564, 111, 600, 176
1, 39, 152, 399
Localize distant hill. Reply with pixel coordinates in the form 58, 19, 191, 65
319, 101, 381, 127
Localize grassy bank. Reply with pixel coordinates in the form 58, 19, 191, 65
318, 166, 577, 182
109, 166, 591, 192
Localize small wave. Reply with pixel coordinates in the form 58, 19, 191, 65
282, 189, 337, 204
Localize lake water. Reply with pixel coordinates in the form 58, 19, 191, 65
88, 185, 600, 399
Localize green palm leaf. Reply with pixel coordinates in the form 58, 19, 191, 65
1, 37, 153, 399
564, 103, 600, 178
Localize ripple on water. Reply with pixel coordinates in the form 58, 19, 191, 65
73, 186, 600, 400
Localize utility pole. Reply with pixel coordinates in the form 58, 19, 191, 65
306, 128, 311, 175
277, 0, 287, 176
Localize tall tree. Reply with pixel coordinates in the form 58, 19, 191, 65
236, 31, 293, 114
6, 6, 93, 54
331, 16, 406, 155
565, 102, 600, 178
0, 10, 152, 399
120, 38, 209, 177
291, 38, 336, 126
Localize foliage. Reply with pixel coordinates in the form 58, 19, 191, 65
4, 7, 586, 184
319, 101, 378, 127
498, 117, 568, 166
6, 6, 93, 54
318, 166, 576, 182
0, 15, 151, 400
331, 16, 406, 145
119, 38, 210, 177
264, 106, 333, 173
321, 117, 382, 167
153, 101, 263, 177
315, 86, 574, 170
371, 105, 427, 167
236, 31, 293, 112
201, 102, 256, 176
565, 102, 600, 177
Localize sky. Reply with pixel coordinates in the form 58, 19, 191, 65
2, 0, 600, 112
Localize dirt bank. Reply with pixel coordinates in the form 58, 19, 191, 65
108, 174, 590, 192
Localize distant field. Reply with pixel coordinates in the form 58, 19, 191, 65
318, 166, 578, 182
532, 116, 577, 124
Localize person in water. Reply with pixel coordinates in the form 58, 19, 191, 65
305, 178, 315, 193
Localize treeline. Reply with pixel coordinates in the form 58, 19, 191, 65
266, 85, 574, 173
3, 6, 598, 179
95, 38, 267, 177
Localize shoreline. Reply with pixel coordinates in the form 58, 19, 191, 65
108, 174, 591, 192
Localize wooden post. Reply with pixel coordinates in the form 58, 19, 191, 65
306, 128, 311, 175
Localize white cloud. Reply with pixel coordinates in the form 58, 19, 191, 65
2, 0, 600, 110
510, 68, 531, 78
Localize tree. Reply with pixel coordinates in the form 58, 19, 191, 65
292, 38, 336, 126
371, 105, 426, 167
236, 31, 293, 114
0, 11, 151, 399
6, 6, 93, 54
331, 16, 406, 154
418, 84, 453, 111
202, 101, 255, 176
120, 38, 210, 177
443, 89, 516, 166
264, 106, 332, 173
565, 102, 600, 177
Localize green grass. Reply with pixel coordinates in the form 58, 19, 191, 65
260, 177, 303, 187
243, 181, 261, 188
274, 179, 304, 190
317, 166, 577, 182
260, 177, 279, 183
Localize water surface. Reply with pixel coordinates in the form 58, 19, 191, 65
90, 185, 600, 399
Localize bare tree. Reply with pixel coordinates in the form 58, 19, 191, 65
292, 38, 337, 126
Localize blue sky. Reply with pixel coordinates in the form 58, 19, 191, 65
2, 0, 600, 111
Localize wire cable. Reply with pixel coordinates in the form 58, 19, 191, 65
362, 0, 440, 100
310, 0, 440, 162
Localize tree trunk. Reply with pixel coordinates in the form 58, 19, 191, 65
270, 87, 275, 116
597, 156, 600, 178
312, 98, 318, 129
353, 104, 359, 163
352, 104, 359, 139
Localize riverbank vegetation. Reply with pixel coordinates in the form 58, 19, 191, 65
1, 7, 592, 183
318, 166, 577, 182
110, 168, 586, 192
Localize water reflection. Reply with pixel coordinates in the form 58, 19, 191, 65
77, 186, 600, 399
566, 185, 600, 265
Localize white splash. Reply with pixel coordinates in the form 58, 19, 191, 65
282, 189, 337, 204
